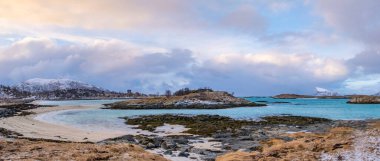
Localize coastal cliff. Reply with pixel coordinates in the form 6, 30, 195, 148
347, 96, 380, 104
107, 91, 265, 109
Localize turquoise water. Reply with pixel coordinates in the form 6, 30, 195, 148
35, 98, 380, 131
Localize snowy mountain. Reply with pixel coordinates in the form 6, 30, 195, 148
14, 78, 104, 93
4, 78, 130, 100
374, 92, 380, 96
315, 87, 339, 96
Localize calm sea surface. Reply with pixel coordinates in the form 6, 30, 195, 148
34, 98, 380, 131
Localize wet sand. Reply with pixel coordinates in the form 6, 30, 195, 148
0, 105, 128, 142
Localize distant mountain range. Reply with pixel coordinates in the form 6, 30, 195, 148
0, 78, 132, 100
315, 87, 339, 96
15, 78, 104, 93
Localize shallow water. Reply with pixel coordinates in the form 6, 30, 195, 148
35, 98, 380, 132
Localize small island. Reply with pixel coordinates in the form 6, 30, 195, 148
106, 88, 265, 109
347, 95, 380, 104
272, 94, 314, 99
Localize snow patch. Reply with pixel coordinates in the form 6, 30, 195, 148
315, 87, 339, 96
14, 78, 103, 93
320, 130, 380, 161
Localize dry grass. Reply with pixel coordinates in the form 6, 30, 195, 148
0, 139, 168, 161
216, 126, 356, 161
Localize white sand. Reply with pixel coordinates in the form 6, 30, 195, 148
0, 105, 197, 142
0, 105, 129, 142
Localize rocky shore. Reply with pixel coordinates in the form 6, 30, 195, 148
106, 91, 265, 109
0, 102, 53, 118
347, 95, 380, 104
99, 114, 373, 160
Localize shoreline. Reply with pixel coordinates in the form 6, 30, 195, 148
0, 105, 130, 142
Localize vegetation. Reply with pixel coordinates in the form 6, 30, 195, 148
173, 87, 214, 96
124, 114, 330, 136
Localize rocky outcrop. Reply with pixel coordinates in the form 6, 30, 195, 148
347, 96, 380, 104
272, 94, 314, 99
107, 91, 265, 109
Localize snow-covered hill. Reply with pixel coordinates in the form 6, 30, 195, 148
14, 78, 104, 93
0, 85, 30, 99
374, 92, 380, 96
315, 87, 339, 96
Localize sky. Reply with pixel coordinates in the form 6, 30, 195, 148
0, 0, 380, 96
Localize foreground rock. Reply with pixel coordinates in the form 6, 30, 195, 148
216, 120, 380, 161
107, 91, 265, 109
0, 139, 168, 161
0, 102, 51, 118
347, 96, 380, 104
108, 114, 374, 160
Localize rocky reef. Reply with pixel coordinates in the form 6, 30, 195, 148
347, 96, 380, 104
124, 114, 330, 136
107, 91, 265, 109
110, 114, 372, 160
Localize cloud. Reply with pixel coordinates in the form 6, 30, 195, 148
0, 37, 196, 92
221, 5, 267, 33
192, 52, 348, 95
315, 0, 380, 48
0, 0, 267, 36
338, 74, 380, 95
0, 37, 350, 95
347, 50, 380, 75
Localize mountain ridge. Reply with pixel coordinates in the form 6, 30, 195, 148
1, 78, 129, 100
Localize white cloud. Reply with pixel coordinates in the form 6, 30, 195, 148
315, 0, 380, 48
339, 74, 380, 95
208, 52, 348, 81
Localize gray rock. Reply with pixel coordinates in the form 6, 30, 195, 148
146, 143, 156, 149
163, 150, 173, 155
178, 151, 190, 157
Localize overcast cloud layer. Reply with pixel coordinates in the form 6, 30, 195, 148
0, 0, 379, 95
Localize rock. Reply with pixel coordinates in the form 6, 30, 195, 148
178, 151, 190, 157
163, 150, 172, 155
173, 137, 189, 144
248, 143, 262, 151
347, 96, 380, 104
146, 143, 156, 149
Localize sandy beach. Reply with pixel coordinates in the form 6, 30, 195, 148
0, 105, 129, 142
0, 104, 195, 143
